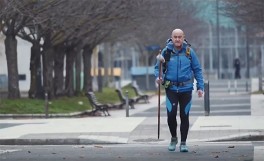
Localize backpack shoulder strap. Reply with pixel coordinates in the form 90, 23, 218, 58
186, 46, 192, 60
162, 47, 172, 74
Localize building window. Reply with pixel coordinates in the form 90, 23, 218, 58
19, 74, 26, 81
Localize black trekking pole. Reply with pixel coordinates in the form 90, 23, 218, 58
157, 50, 162, 139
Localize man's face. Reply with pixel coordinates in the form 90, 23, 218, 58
171, 30, 184, 49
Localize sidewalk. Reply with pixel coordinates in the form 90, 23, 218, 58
0, 96, 159, 145
0, 93, 263, 145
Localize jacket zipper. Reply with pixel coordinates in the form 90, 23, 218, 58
177, 55, 179, 93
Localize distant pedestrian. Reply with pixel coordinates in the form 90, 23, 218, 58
154, 29, 204, 152
234, 57, 241, 79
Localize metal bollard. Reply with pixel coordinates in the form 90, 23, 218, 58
125, 90, 129, 117
204, 80, 210, 116
44, 92, 49, 118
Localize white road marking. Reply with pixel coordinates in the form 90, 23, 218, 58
0, 149, 21, 155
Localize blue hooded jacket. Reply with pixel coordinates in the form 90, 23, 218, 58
154, 41, 204, 92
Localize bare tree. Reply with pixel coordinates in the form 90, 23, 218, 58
223, 0, 264, 91
0, 0, 206, 99
224, 0, 264, 31
0, 0, 35, 99
110, 0, 202, 65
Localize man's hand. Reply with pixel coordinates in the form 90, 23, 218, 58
155, 77, 163, 84
197, 90, 203, 97
156, 54, 165, 63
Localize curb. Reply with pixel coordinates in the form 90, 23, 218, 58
209, 134, 264, 142
0, 138, 127, 145
189, 132, 264, 142
0, 110, 94, 119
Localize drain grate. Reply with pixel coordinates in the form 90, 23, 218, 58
133, 138, 165, 142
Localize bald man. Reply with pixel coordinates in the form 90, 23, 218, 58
154, 29, 204, 152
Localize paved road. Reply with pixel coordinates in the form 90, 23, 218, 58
0, 142, 259, 161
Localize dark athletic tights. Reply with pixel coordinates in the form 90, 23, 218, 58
166, 90, 192, 142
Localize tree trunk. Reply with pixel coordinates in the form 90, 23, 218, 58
109, 43, 115, 86
82, 45, 93, 92
65, 47, 75, 97
54, 45, 65, 97
42, 40, 55, 99
4, 35, 20, 99
28, 42, 42, 98
98, 51, 104, 92
103, 43, 110, 87
258, 49, 263, 92
75, 50, 82, 96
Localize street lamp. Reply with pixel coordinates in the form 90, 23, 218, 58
216, 0, 220, 79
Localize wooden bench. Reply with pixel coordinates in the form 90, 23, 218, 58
132, 85, 149, 103
85, 92, 110, 116
115, 89, 136, 109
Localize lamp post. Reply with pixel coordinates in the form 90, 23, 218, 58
216, 0, 220, 79
208, 21, 213, 72
245, 26, 250, 79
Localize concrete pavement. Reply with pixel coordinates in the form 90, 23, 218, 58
0, 89, 263, 160
0, 93, 263, 145
0, 87, 264, 161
